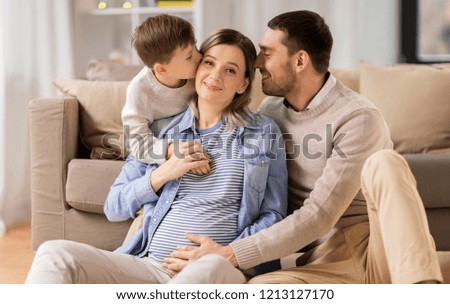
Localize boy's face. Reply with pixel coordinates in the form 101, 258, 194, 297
164, 43, 202, 80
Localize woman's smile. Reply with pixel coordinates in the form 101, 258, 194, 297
203, 81, 222, 91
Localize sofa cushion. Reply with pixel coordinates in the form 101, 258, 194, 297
81, 62, 361, 109
331, 69, 360, 93
66, 159, 125, 214
359, 63, 450, 154
86, 59, 143, 81
403, 154, 450, 209
53, 79, 129, 159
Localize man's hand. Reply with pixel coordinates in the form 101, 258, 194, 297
162, 232, 238, 273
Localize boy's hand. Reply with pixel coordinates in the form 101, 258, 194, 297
167, 142, 211, 175
151, 141, 210, 192
190, 163, 211, 175
165, 142, 175, 160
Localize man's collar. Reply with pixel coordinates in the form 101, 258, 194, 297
283, 72, 336, 111
306, 72, 335, 110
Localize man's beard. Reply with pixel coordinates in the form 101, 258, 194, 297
261, 63, 296, 97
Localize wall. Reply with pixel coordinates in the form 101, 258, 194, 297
196, 0, 400, 69
73, 0, 400, 77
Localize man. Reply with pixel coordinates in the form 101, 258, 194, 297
164, 10, 443, 284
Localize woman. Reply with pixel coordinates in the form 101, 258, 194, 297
26, 29, 287, 284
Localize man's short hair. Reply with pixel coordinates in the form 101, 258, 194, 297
132, 14, 195, 68
268, 10, 333, 74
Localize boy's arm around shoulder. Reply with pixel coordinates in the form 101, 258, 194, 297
122, 77, 169, 165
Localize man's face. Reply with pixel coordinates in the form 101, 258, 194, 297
255, 29, 296, 97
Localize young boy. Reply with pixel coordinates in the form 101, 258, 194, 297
122, 14, 202, 164
121, 14, 203, 242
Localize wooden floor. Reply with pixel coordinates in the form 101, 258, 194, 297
0, 223, 35, 284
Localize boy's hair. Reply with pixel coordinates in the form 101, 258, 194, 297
190, 28, 256, 128
132, 14, 195, 67
268, 10, 333, 74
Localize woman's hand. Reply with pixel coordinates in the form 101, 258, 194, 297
151, 141, 210, 192
162, 232, 238, 273
166, 142, 211, 175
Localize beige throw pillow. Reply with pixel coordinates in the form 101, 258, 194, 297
86, 59, 143, 81
359, 63, 450, 154
331, 68, 360, 93
53, 79, 129, 159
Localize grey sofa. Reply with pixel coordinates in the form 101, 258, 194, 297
29, 66, 450, 282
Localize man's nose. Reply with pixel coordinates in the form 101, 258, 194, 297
255, 52, 264, 69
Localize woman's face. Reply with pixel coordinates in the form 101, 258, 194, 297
195, 44, 249, 108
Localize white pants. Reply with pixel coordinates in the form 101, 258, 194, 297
25, 240, 245, 284
25, 240, 172, 284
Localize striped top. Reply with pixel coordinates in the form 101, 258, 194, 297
148, 120, 244, 263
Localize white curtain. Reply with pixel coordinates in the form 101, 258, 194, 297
0, 0, 75, 235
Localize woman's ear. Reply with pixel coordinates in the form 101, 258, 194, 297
237, 77, 250, 94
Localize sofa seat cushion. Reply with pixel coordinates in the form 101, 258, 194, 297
403, 154, 450, 209
66, 159, 125, 214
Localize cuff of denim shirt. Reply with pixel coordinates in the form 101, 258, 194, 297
230, 237, 262, 270
133, 171, 159, 205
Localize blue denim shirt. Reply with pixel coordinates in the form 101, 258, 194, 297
104, 108, 288, 273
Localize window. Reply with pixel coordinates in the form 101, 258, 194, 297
401, 0, 450, 63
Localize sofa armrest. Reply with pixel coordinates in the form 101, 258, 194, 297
29, 97, 79, 249
403, 153, 450, 209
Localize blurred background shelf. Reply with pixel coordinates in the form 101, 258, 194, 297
89, 6, 194, 16
74, 0, 204, 71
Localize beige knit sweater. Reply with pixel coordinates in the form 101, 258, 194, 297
230, 74, 393, 270
122, 67, 195, 164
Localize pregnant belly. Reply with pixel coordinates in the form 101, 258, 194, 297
148, 208, 239, 263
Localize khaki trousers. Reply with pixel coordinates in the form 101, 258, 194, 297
249, 150, 443, 284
